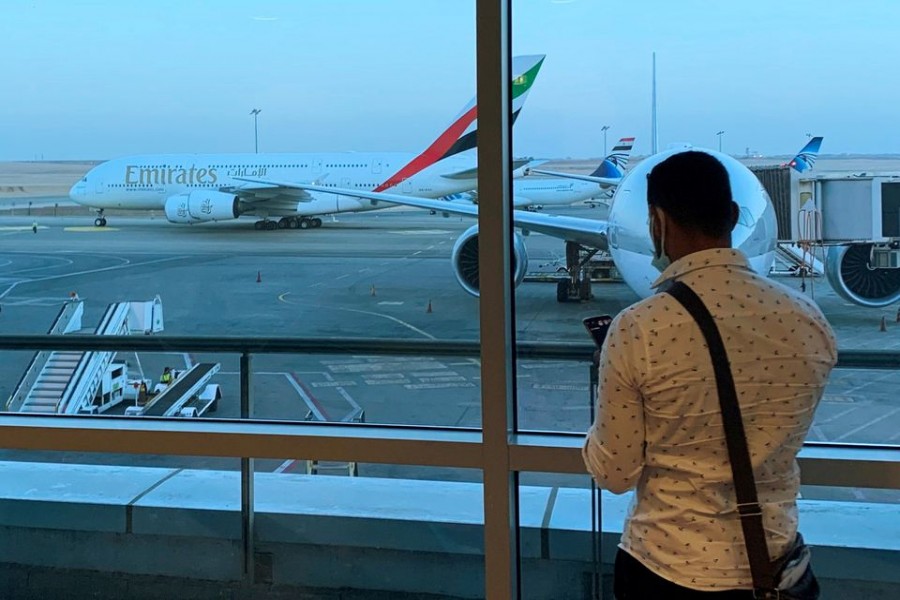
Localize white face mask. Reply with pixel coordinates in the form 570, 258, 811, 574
650, 209, 671, 272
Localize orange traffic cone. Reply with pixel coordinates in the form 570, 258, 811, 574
880, 316, 887, 332
426, 300, 433, 314
370, 285, 376, 297
257, 271, 262, 283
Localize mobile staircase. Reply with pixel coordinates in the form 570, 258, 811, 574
8, 296, 164, 414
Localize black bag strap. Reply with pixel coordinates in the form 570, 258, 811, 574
665, 280, 777, 593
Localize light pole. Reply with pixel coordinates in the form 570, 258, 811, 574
601, 125, 610, 156
250, 109, 262, 153
716, 130, 725, 153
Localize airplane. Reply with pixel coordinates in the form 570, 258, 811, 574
235, 146, 779, 304
68, 55, 545, 230
786, 136, 823, 172
437, 137, 634, 211
531, 137, 825, 190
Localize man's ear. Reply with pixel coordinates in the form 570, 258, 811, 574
729, 201, 740, 231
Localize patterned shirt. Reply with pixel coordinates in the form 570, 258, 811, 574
583, 248, 837, 591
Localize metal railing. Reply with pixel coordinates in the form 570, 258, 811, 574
1, 333, 899, 598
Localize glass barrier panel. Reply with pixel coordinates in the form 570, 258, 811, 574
0, 450, 242, 597
518, 471, 605, 600
254, 461, 484, 597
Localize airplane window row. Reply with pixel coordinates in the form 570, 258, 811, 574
209, 164, 310, 169
325, 164, 366, 168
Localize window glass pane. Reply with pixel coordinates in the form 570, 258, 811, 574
0, 0, 482, 428
509, 1, 900, 446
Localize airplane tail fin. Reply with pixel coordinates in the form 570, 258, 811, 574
589, 137, 635, 179
374, 55, 545, 192
433, 54, 545, 161
789, 136, 823, 173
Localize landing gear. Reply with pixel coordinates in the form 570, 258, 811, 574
94, 209, 107, 227
254, 217, 323, 231
556, 241, 599, 303
253, 220, 278, 230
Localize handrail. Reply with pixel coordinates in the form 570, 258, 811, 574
0, 335, 898, 369
6, 302, 83, 411
0, 415, 897, 489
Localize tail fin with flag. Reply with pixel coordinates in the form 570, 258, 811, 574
589, 137, 635, 179
374, 55, 545, 192
789, 136, 823, 173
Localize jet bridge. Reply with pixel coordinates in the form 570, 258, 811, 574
9, 296, 164, 414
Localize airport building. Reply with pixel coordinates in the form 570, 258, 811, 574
2, 3, 900, 600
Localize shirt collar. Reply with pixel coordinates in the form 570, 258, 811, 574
650, 248, 752, 289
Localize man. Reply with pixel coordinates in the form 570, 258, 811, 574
583, 151, 837, 598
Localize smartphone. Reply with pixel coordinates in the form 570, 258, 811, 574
582, 315, 614, 348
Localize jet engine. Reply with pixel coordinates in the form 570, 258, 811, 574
451, 224, 529, 296
164, 191, 240, 224
825, 243, 900, 308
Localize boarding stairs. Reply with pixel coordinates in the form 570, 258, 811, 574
12, 296, 164, 414
774, 243, 824, 277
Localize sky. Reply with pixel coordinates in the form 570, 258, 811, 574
1, 0, 899, 161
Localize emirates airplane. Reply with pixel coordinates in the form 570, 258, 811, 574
68, 55, 545, 230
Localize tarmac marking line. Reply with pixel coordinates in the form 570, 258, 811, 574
63, 226, 121, 232
278, 293, 436, 340
286, 372, 330, 422
832, 406, 900, 442
0, 255, 187, 300
814, 405, 862, 425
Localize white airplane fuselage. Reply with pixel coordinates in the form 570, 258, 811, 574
70, 152, 478, 218
512, 178, 607, 208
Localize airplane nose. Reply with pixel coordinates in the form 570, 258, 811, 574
69, 182, 85, 203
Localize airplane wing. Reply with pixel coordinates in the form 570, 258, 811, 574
219, 181, 316, 203
235, 177, 608, 250
525, 168, 622, 187
441, 158, 542, 180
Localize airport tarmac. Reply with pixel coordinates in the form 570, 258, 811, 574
0, 209, 898, 499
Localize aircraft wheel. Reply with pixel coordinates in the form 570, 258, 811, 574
299, 219, 311, 230
578, 277, 592, 301
287, 218, 299, 229
265, 221, 277, 231
254, 221, 263, 230
277, 218, 289, 229
556, 280, 570, 303
311, 218, 322, 228
95, 218, 104, 227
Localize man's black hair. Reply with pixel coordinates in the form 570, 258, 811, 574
647, 151, 735, 238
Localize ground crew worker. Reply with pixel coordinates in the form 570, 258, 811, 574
160, 367, 173, 386
32, 221, 37, 234
137, 381, 149, 405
